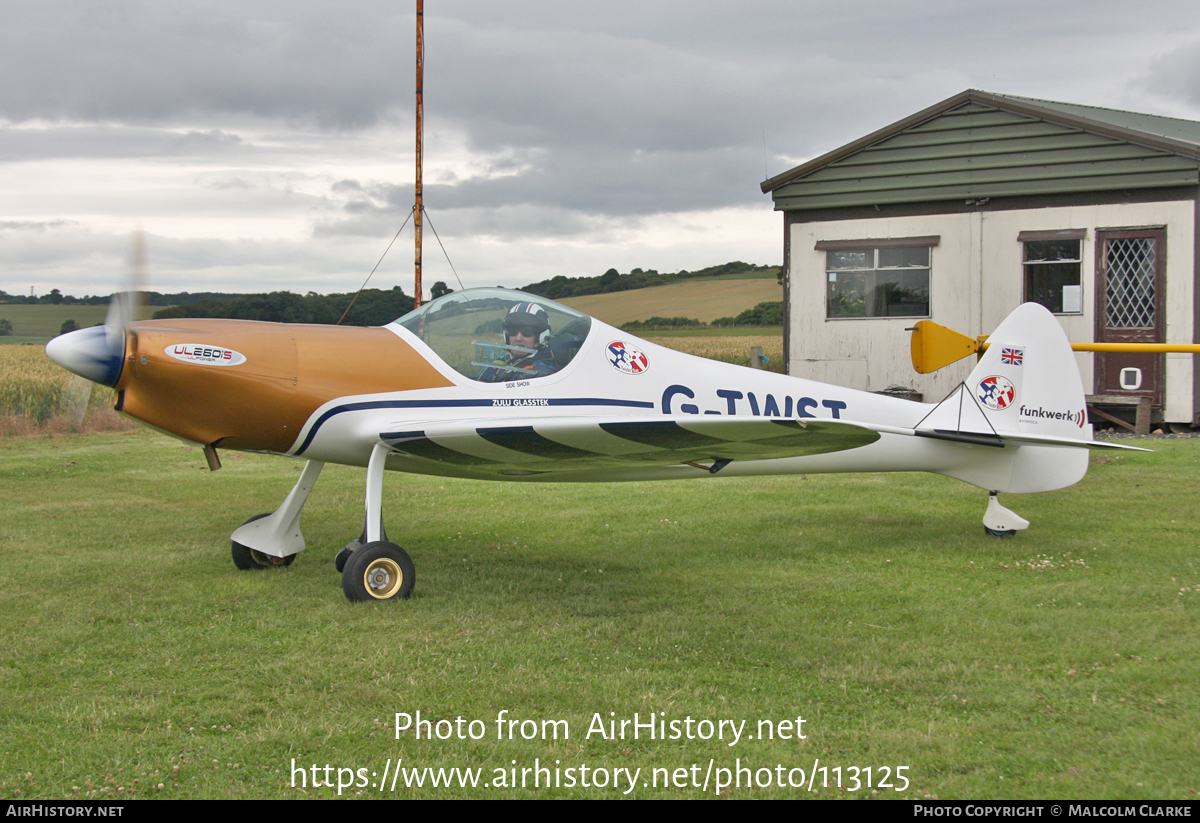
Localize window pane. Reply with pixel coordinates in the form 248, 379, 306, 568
1105, 238, 1156, 329
827, 270, 868, 317
1025, 261, 1081, 314
1025, 240, 1080, 263
878, 247, 929, 268
828, 250, 871, 270
877, 269, 930, 317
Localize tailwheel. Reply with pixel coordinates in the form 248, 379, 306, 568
982, 492, 1029, 538
342, 541, 415, 602
231, 513, 296, 570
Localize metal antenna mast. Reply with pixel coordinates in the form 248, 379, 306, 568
414, 0, 424, 307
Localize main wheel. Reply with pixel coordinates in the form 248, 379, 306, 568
984, 526, 1016, 537
231, 513, 297, 570
342, 541, 415, 601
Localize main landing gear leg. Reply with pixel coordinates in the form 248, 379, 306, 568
341, 443, 415, 602
983, 492, 1030, 537
231, 460, 325, 569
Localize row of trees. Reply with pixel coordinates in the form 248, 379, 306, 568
0, 288, 111, 305
4, 284, 461, 330
618, 301, 784, 331
713, 301, 784, 327
151, 286, 422, 326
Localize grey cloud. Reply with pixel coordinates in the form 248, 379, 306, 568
4, 0, 1200, 295
0, 123, 246, 162
0, 223, 381, 295
425, 145, 766, 214
0, 2, 415, 127
1138, 39, 1200, 110
0, 219, 78, 231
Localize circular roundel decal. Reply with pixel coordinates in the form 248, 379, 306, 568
977, 375, 1016, 411
605, 341, 649, 375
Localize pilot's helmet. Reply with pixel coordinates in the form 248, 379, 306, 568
504, 302, 550, 346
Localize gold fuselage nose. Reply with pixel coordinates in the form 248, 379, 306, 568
117, 320, 452, 453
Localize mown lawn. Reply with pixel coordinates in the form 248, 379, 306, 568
0, 430, 1196, 799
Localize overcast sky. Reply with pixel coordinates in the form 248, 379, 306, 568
3, 0, 1200, 299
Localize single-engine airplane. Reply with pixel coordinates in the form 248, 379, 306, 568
46, 286, 1143, 601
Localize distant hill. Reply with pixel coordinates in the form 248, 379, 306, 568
12, 261, 783, 335
521, 261, 778, 300
559, 277, 782, 326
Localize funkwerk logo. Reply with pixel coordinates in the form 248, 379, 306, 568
1019, 405, 1086, 428
165, 344, 247, 366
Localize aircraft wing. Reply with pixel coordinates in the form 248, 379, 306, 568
379, 415, 882, 477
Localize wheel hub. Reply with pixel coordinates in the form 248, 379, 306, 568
364, 558, 403, 598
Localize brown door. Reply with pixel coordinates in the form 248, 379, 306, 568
1095, 228, 1165, 405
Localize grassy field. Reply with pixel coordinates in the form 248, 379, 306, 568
560, 275, 782, 326
1, 428, 1196, 799
0, 305, 109, 342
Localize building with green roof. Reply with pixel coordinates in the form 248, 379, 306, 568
762, 89, 1200, 426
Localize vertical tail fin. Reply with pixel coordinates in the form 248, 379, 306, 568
920, 303, 1092, 493
920, 303, 1089, 440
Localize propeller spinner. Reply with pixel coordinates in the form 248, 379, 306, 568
45, 232, 147, 387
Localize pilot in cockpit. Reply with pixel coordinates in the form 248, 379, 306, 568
479, 302, 560, 382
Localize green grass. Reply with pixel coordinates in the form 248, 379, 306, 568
1, 431, 1197, 799
0, 337, 57, 347
0, 305, 109, 341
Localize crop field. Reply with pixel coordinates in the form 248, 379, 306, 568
639, 325, 783, 338
644, 334, 785, 373
560, 275, 782, 326
0, 345, 130, 434
1, 427, 1197, 800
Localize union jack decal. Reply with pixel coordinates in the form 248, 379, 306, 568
1000, 347, 1024, 366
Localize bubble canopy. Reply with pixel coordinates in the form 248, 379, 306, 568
394, 288, 593, 383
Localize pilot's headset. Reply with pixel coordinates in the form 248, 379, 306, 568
504, 303, 551, 347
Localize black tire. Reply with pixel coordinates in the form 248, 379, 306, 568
983, 527, 1016, 538
231, 513, 297, 570
342, 541, 415, 602
334, 546, 354, 573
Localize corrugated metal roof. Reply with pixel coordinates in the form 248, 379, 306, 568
999, 95, 1200, 147
764, 90, 1200, 212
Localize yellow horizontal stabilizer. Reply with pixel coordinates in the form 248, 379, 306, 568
910, 320, 981, 374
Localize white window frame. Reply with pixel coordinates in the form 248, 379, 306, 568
817, 236, 936, 320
